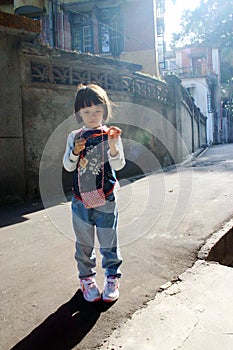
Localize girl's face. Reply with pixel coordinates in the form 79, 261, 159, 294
79, 104, 104, 129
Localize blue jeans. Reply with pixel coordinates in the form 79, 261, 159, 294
72, 196, 122, 279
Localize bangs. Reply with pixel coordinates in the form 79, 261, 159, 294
82, 94, 103, 108
75, 87, 104, 111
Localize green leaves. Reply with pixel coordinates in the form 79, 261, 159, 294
172, 0, 233, 48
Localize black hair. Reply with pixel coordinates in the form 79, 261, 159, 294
74, 83, 112, 123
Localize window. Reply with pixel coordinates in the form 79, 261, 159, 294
72, 13, 94, 53
98, 7, 123, 56
157, 0, 165, 17
99, 24, 110, 53
192, 57, 204, 76
82, 25, 93, 52
157, 36, 165, 64
72, 25, 81, 51
71, 7, 123, 56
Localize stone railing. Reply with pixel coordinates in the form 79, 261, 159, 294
30, 58, 173, 105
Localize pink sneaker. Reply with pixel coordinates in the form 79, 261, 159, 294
102, 276, 119, 302
80, 277, 101, 302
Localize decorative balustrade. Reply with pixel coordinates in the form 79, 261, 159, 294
30, 60, 173, 105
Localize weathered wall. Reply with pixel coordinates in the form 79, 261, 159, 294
0, 28, 26, 201
0, 30, 207, 202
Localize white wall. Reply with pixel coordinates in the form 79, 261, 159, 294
181, 78, 213, 144
212, 48, 221, 77
182, 78, 208, 114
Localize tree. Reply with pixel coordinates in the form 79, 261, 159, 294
170, 0, 233, 137
170, 0, 233, 85
171, 0, 233, 48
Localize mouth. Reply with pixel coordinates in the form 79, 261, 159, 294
89, 119, 100, 125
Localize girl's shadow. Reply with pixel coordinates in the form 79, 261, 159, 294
11, 289, 116, 350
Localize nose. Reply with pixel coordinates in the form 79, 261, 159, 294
90, 110, 99, 117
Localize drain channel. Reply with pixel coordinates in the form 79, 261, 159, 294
206, 227, 233, 267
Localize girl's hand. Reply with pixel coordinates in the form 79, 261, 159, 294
107, 126, 122, 156
73, 138, 86, 156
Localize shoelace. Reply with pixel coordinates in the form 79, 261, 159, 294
106, 280, 117, 290
83, 279, 96, 290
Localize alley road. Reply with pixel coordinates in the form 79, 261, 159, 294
1, 144, 233, 350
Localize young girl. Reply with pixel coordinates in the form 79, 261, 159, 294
63, 84, 125, 302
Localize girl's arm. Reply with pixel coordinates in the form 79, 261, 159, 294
107, 126, 126, 171
63, 132, 79, 172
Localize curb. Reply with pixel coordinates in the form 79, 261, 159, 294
198, 217, 233, 261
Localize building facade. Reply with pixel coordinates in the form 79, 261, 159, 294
164, 45, 222, 145
1, 0, 165, 77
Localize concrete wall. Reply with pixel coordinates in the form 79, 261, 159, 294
121, 50, 157, 77
0, 28, 26, 202
182, 78, 208, 116
121, 0, 157, 75
0, 29, 206, 203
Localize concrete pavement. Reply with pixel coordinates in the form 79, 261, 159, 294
1, 143, 233, 350
98, 144, 233, 350
99, 220, 233, 350
99, 260, 233, 350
